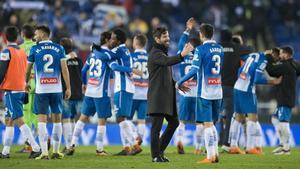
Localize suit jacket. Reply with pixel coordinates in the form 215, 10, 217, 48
147, 43, 183, 116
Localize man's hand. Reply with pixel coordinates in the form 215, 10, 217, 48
25, 83, 31, 93
264, 49, 272, 55
271, 76, 282, 85
175, 83, 191, 94
64, 88, 71, 100
133, 69, 143, 77
186, 17, 195, 32
82, 85, 86, 94
181, 43, 194, 57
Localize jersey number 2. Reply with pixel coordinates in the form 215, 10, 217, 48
43, 54, 54, 73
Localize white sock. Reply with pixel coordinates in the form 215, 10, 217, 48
19, 124, 40, 152
279, 122, 290, 150
195, 124, 204, 150
204, 127, 215, 160
137, 123, 146, 139
271, 117, 281, 145
71, 120, 85, 146
246, 121, 256, 150
176, 122, 185, 145
52, 123, 62, 153
96, 125, 106, 151
255, 122, 263, 148
230, 119, 241, 147
38, 122, 48, 155
126, 120, 137, 145
2, 126, 14, 155
63, 122, 73, 148
119, 121, 131, 147
212, 125, 219, 156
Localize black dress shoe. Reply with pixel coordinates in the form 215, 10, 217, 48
160, 155, 169, 162
152, 156, 165, 162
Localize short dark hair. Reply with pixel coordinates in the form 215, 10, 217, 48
220, 29, 232, 42
35, 25, 51, 37
4, 26, 19, 42
134, 33, 147, 47
112, 29, 127, 44
272, 47, 280, 56
60, 37, 73, 54
22, 24, 34, 39
100, 31, 112, 45
189, 38, 201, 48
281, 45, 294, 56
199, 23, 214, 39
152, 27, 168, 39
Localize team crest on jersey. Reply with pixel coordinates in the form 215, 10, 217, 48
88, 78, 100, 85
207, 77, 221, 85
40, 77, 58, 84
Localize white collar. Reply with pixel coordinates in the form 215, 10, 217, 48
203, 40, 216, 44
134, 48, 147, 53
101, 45, 109, 50
119, 44, 126, 47
39, 40, 52, 44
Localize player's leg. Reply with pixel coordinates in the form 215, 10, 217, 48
271, 108, 283, 153
211, 99, 222, 160
67, 97, 94, 155
246, 114, 261, 154
229, 90, 246, 154
136, 100, 147, 145
95, 96, 112, 156
115, 91, 134, 155
8, 92, 41, 158
176, 95, 187, 154
49, 93, 64, 159
197, 98, 216, 164
130, 100, 146, 155
1, 115, 14, 159
62, 100, 72, 152
274, 106, 292, 155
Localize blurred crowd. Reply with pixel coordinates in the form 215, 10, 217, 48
0, 0, 299, 52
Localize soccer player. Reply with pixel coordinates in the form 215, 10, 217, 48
108, 29, 143, 155
18, 24, 38, 153
176, 23, 224, 164
67, 31, 113, 156
25, 25, 71, 160
60, 37, 83, 152
267, 46, 300, 155
0, 26, 41, 159
174, 18, 203, 155
229, 49, 282, 155
129, 33, 149, 147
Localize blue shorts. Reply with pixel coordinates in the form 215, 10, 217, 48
234, 90, 257, 114
196, 97, 221, 122
179, 96, 196, 121
34, 93, 63, 115
273, 106, 292, 122
81, 96, 112, 119
62, 100, 82, 119
4, 92, 25, 120
113, 91, 133, 118
128, 100, 147, 120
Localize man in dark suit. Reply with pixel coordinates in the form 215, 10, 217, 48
147, 27, 193, 162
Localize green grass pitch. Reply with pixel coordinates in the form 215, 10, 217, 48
0, 146, 299, 169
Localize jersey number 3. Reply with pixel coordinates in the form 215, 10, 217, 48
211, 55, 221, 74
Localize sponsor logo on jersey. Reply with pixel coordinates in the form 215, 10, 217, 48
40, 77, 58, 84
184, 80, 197, 86
88, 78, 100, 85
207, 77, 221, 85
134, 80, 148, 87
